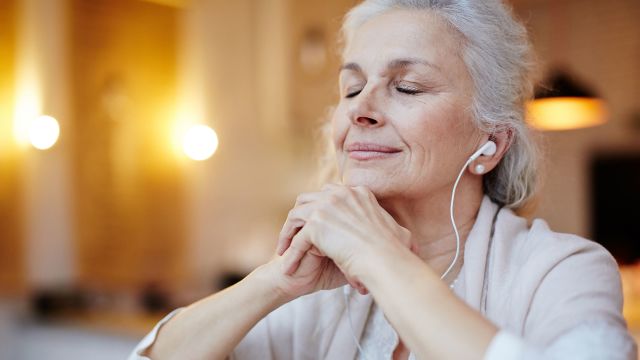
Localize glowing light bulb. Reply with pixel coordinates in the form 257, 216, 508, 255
527, 97, 607, 131
182, 124, 218, 161
28, 115, 60, 150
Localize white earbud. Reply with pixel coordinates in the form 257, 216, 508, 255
468, 140, 497, 162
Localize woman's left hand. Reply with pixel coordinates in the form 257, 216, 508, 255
277, 183, 417, 293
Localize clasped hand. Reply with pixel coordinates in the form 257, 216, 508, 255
275, 183, 417, 298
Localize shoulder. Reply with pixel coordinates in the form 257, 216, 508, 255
524, 217, 622, 309
496, 208, 618, 278
493, 209, 626, 344
492, 207, 622, 304
517, 214, 618, 281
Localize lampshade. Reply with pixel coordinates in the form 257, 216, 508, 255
527, 71, 607, 131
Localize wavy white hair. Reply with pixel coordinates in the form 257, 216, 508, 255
318, 0, 539, 210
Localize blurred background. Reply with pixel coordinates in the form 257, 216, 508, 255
0, 0, 638, 358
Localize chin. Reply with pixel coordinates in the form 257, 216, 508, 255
341, 169, 399, 199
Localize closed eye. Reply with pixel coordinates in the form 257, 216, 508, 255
345, 89, 362, 98
396, 86, 421, 95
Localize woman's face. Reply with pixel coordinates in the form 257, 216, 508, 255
333, 9, 480, 200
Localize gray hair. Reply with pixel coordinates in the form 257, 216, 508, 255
325, 0, 539, 210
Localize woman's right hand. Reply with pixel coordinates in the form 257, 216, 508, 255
264, 191, 359, 301
266, 245, 350, 302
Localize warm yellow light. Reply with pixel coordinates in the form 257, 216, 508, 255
527, 97, 607, 131
28, 115, 60, 150
182, 124, 218, 161
139, 0, 187, 7
13, 69, 42, 147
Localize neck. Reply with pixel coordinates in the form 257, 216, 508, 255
378, 179, 484, 282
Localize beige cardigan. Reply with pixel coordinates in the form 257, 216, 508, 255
131, 196, 637, 359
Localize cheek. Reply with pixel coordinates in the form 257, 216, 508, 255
394, 101, 466, 173
395, 104, 451, 151
330, 106, 349, 150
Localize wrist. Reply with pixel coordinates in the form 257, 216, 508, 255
354, 240, 416, 290
246, 262, 291, 310
246, 261, 294, 308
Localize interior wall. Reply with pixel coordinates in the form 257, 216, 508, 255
5, 0, 636, 297
0, 0, 24, 295
70, 0, 186, 292
288, 0, 357, 156
177, 0, 357, 289
513, 0, 640, 238
17, 0, 76, 291
179, 0, 295, 288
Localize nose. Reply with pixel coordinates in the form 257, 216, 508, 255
348, 86, 386, 128
354, 116, 379, 127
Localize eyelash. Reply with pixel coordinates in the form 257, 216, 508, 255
396, 86, 421, 95
345, 90, 362, 98
344, 85, 422, 99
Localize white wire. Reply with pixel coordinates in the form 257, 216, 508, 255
344, 288, 368, 358
345, 157, 472, 359
441, 156, 473, 281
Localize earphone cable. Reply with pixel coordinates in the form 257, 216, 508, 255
441, 156, 473, 280
346, 157, 472, 359
344, 288, 368, 358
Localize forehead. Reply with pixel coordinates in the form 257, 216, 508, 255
343, 9, 465, 75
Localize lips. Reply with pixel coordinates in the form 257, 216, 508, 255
346, 142, 402, 160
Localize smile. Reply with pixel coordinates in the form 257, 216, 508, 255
346, 143, 402, 161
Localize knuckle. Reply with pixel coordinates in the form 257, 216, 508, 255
295, 192, 311, 205
344, 187, 356, 198
308, 209, 325, 224
289, 241, 305, 253
308, 209, 320, 221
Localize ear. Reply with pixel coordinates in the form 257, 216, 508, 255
468, 128, 512, 175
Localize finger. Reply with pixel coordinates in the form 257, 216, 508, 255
410, 240, 420, 255
294, 191, 324, 207
320, 182, 344, 193
281, 228, 314, 275
351, 185, 377, 204
276, 221, 303, 256
308, 245, 324, 257
397, 226, 412, 246
346, 277, 360, 291
346, 276, 368, 295
277, 192, 327, 256
277, 204, 314, 255
351, 185, 374, 199
378, 205, 402, 230
357, 285, 369, 295
395, 226, 419, 255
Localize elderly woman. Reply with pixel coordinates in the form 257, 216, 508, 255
131, 0, 637, 359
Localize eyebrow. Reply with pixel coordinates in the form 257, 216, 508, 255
339, 57, 440, 74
